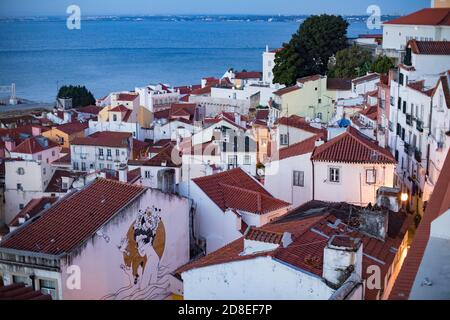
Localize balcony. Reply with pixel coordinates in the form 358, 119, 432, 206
388, 121, 394, 132
414, 149, 422, 163
416, 119, 424, 132
406, 114, 413, 126
404, 143, 412, 155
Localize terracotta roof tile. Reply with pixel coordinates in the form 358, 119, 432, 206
235, 72, 262, 80
9, 197, 58, 228
109, 105, 130, 112
384, 8, 450, 26
11, 136, 58, 155
72, 131, 132, 148
311, 126, 395, 164
116, 93, 138, 101
408, 40, 450, 55
193, 168, 289, 215
0, 179, 146, 255
0, 284, 52, 300
273, 85, 300, 96
53, 121, 88, 135
276, 115, 326, 138
279, 135, 319, 160
327, 78, 352, 91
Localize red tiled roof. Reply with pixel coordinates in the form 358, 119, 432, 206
245, 227, 283, 244
408, 40, 450, 55
384, 8, 450, 26
255, 109, 269, 121
9, 197, 58, 228
72, 131, 132, 148
52, 153, 71, 165
279, 135, 319, 160
11, 136, 58, 155
311, 126, 395, 164
75, 105, 103, 115
193, 168, 289, 215
235, 71, 262, 80
276, 116, 326, 138
116, 93, 138, 101
129, 142, 180, 167
169, 103, 196, 119
178, 201, 410, 300
45, 170, 85, 193
109, 105, 129, 112
0, 284, 52, 300
273, 85, 300, 96
190, 86, 212, 96
327, 78, 352, 91
360, 105, 378, 121
153, 108, 171, 120
54, 121, 88, 135
389, 150, 450, 300
297, 74, 322, 84
0, 179, 146, 255
352, 73, 380, 84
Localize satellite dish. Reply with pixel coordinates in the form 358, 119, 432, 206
257, 168, 265, 176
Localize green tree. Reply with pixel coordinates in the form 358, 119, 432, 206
57, 85, 95, 108
328, 45, 373, 78
273, 14, 349, 86
371, 55, 395, 74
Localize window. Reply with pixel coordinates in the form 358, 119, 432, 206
17, 183, 23, 191
245, 136, 250, 152
113, 114, 118, 122
38, 155, 42, 161
73, 162, 79, 170
13, 275, 31, 286
145, 171, 152, 179
366, 169, 377, 184
293, 171, 304, 187
317, 112, 323, 120
244, 155, 251, 165
52, 151, 55, 157
99, 148, 104, 156
107, 149, 112, 157
318, 98, 322, 104
17, 167, 25, 175
107, 163, 112, 170
329, 167, 340, 183
228, 155, 237, 166
19, 203, 24, 210
233, 136, 238, 152
280, 134, 289, 146
81, 162, 86, 171
116, 149, 120, 157
43, 168, 46, 175
39, 279, 57, 300
99, 163, 104, 170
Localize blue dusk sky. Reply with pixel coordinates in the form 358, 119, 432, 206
0, 0, 431, 16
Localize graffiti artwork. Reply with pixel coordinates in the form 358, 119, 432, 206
101, 206, 171, 300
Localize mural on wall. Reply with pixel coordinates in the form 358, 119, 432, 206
101, 206, 172, 300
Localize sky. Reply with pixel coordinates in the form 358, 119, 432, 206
0, 0, 430, 16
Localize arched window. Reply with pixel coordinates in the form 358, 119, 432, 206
245, 136, 250, 153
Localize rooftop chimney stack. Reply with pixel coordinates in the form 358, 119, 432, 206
323, 235, 363, 289
376, 187, 401, 213
118, 164, 128, 183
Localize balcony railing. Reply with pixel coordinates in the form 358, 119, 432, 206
404, 143, 412, 155
406, 114, 413, 126
414, 149, 422, 163
416, 119, 424, 132
389, 121, 394, 132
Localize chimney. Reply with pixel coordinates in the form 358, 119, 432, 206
376, 186, 401, 213
118, 164, 128, 183
234, 112, 241, 126
323, 235, 363, 289
265, 45, 269, 53
201, 78, 207, 88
